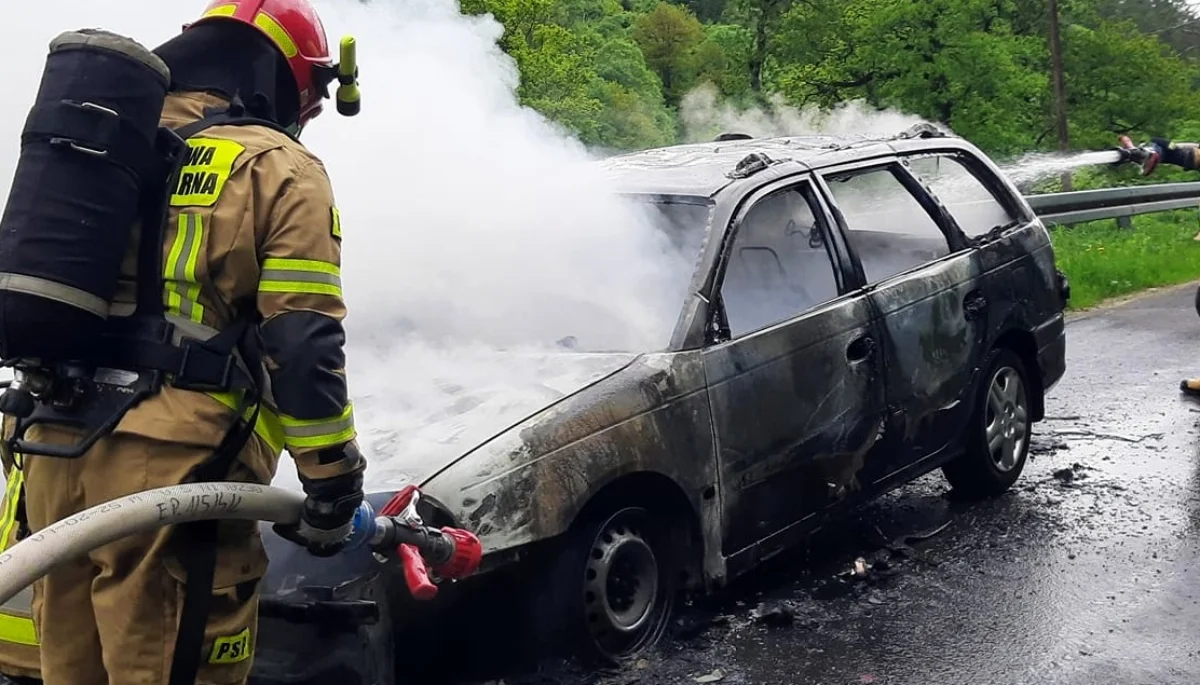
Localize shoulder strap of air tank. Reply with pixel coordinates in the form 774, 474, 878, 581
172, 94, 298, 142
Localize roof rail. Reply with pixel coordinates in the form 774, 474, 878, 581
895, 122, 949, 140
727, 152, 780, 179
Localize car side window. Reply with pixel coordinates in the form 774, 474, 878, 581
907, 154, 1019, 238
719, 181, 841, 338
823, 165, 950, 284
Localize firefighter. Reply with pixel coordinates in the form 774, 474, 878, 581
1117, 136, 1200, 397
6, 1, 367, 684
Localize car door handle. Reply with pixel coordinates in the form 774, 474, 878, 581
847, 335, 875, 362
964, 291, 988, 321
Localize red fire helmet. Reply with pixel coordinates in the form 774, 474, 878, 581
188, 0, 336, 128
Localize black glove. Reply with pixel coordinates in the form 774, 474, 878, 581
274, 443, 366, 557
1150, 137, 1200, 172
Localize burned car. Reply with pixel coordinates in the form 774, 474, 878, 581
250, 126, 1068, 684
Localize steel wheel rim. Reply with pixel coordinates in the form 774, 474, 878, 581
582, 510, 663, 658
984, 365, 1028, 472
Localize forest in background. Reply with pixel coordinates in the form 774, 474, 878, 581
455, 0, 1200, 175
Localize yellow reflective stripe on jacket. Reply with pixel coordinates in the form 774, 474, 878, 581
259, 258, 342, 297
164, 213, 206, 324
207, 391, 286, 456
0, 467, 22, 549
280, 404, 355, 450
0, 468, 37, 646
0, 610, 37, 647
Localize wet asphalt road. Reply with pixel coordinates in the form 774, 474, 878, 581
492, 282, 1200, 685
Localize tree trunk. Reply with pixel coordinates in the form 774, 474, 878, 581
750, 11, 767, 92
1049, 0, 1072, 191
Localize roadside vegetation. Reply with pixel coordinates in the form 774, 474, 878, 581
1050, 209, 1200, 310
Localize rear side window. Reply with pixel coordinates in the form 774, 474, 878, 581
907, 154, 1018, 238
823, 165, 950, 284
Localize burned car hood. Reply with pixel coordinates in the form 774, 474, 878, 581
268, 345, 639, 494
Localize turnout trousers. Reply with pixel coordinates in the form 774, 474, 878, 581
21, 424, 279, 685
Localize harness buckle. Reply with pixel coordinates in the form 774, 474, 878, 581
170, 342, 236, 393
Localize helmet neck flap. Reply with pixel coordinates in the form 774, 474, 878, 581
153, 21, 302, 132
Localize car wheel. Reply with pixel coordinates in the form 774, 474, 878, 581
532, 505, 678, 666
942, 346, 1032, 499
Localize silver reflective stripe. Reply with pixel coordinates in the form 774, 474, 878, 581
281, 412, 354, 439
165, 214, 205, 323
0, 273, 109, 318
259, 269, 341, 288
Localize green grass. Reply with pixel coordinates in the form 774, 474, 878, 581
1049, 209, 1200, 310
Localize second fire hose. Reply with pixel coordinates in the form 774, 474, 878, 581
0, 481, 482, 608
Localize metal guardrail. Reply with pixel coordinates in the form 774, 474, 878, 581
1024, 182, 1200, 226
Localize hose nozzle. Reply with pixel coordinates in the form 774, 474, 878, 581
335, 35, 360, 117
1117, 135, 1161, 176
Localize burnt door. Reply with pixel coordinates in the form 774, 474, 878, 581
703, 177, 887, 558
818, 160, 987, 476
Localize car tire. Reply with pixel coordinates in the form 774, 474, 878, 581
942, 346, 1033, 499
529, 504, 679, 667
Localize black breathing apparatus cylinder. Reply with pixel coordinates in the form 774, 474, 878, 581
0, 29, 172, 363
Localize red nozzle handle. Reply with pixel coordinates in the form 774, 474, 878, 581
435, 527, 483, 580
399, 543, 439, 600
381, 484, 419, 517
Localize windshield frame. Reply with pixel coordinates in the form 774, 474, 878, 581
614, 192, 718, 353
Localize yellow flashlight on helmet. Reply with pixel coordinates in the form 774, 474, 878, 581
335, 35, 360, 116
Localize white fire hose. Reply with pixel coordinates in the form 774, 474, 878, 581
0, 482, 305, 606
0, 480, 485, 608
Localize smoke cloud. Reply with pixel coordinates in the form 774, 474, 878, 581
679, 82, 942, 143
0, 0, 704, 491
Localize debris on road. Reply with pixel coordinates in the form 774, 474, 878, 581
1030, 434, 1070, 455
693, 669, 725, 683
752, 600, 796, 627
1050, 429, 1161, 444
1053, 462, 1094, 486
1053, 467, 1076, 482
904, 521, 951, 543
672, 610, 731, 641
854, 557, 869, 578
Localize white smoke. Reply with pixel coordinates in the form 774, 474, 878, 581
679, 82, 943, 142
0, 0, 703, 491
310, 0, 696, 353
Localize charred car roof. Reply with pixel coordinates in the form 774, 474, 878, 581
597, 123, 967, 197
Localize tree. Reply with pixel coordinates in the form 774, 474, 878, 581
1063, 19, 1200, 147
693, 23, 755, 102
1092, 0, 1200, 58
632, 2, 707, 104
